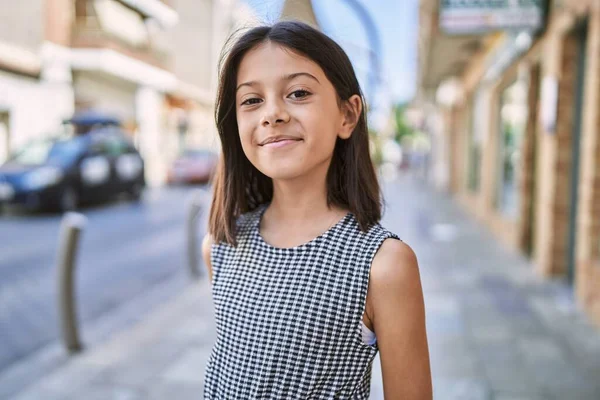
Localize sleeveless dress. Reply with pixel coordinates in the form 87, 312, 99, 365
204, 204, 400, 399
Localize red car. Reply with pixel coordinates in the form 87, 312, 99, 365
167, 149, 218, 185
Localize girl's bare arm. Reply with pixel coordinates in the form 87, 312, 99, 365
369, 240, 432, 400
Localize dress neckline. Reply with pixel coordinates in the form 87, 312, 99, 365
254, 204, 352, 252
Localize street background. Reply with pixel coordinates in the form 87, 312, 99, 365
1, 0, 600, 399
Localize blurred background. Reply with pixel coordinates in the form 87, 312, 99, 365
1, 0, 600, 399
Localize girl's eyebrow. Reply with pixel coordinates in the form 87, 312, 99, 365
284, 72, 320, 84
236, 72, 320, 92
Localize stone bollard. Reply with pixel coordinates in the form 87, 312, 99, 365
56, 212, 87, 354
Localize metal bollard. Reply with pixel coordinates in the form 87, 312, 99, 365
187, 190, 204, 279
56, 212, 87, 354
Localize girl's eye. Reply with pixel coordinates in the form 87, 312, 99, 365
241, 98, 262, 106
288, 90, 311, 100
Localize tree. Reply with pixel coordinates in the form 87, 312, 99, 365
393, 103, 414, 144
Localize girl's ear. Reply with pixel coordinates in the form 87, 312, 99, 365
338, 94, 363, 139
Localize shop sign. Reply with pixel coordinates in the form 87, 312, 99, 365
440, 0, 547, 35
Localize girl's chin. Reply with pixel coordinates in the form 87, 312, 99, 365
256, 165, 308, 181
261, 170, 305, 181
251, 155, 330, 181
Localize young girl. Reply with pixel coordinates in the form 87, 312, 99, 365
202, 21, 431, 399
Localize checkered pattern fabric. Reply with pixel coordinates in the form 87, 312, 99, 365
204, 204, 400, 399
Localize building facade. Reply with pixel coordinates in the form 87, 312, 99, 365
0, 0, 75, 163
416, 0, 600, 325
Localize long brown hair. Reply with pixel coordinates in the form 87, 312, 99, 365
209, 21, 382, 245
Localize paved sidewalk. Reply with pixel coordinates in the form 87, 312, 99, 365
9, 176, 600, 399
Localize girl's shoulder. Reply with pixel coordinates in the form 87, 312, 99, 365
356, 218, 400, 242
329, 213, 401, 253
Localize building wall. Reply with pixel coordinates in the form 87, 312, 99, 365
0, 0, 74, 162
416, 0, 600, 326
445, 16, 577, 263
517, 63, 541, 257
136, 86, 165, 187
576, 5, 600, 325
168, 0, 214, 92
45, 0, 74, 46
438, 2, 600, 325
0, 70, 74, 158
73, 71, 138, 123
0, 0, 45, 52
534, 28, 578, 277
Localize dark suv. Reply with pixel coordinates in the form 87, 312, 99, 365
0, 128, 145, 212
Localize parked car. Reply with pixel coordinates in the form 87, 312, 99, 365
167, 149, 218, 185
0, 128, 145, 213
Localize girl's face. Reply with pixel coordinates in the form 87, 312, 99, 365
235, 41, 360, 181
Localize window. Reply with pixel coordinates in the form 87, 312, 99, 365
11, 137, 86, 166
94, 0, 149, 47
496, 79, 528, 219
89, 134, 130, 157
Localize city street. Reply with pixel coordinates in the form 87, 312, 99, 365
3, 0, 600, 398
0, 186, 209, 375
4, 175, 600, 400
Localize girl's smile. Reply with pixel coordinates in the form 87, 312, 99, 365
259, 135, 303, 149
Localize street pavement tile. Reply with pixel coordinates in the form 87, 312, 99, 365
563, 322, 600, 355
481, 277, 535, 318
42, 364, 101, 388
433, 377, 492, 400
457, 290, 496, 308
426, 312, 467, 336
493, 394, 548, 400
430, 355, 481, 379
78, 338, 139, 368
163, 318, 217, 346
529, 297, 562, 322
161, 347, 211, 384
424, 295, 461, 314
447, 269, 480, 287
517, 337, 566, 364
475, 342, 522, 367
92, 362, 165, 387
10, 364, 101, 400
143, 381, 204, 400
504, 315, 546, 336
542, 386, 600, 400
428, 336, 472, 359
467, 314, 513, 335
469, 323, 513, 343
89, 339, 191, 387
67, 384, 144, 400
0, 344, 68, 399
530, 359, 595, 393
483, 365, 541, 395
10, 388, 68, 400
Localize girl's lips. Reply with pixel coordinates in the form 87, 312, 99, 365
262, 139, 302, 148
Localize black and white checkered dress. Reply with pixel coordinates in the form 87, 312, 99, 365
204, 204, 400, 399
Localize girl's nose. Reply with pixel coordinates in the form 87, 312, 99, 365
260, 101, 290, 127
